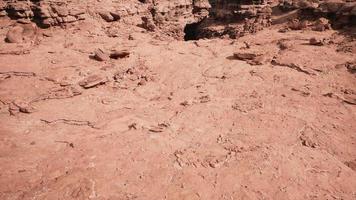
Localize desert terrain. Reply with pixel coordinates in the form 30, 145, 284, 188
0, 0, 356, 199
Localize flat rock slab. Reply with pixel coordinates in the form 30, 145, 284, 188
78, 75, 108, 89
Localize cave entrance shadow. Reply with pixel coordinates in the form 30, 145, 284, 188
184, 22, 201, 41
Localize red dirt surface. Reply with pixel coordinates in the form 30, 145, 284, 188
0, 0, 356, 199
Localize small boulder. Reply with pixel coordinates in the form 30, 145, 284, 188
309, 37, 324, 46
141, 16, 156, 31
93, 49, 110, 61
22, 23, 37, 41
233, 52, 261, 60
277, 40, 292, 50
313, 18, 331, 31
233, 51, 266, 65
99, 11, 114, 22
5, 26, 24, 43
5, 24, 37, 43
345, 61, 356, 73
11, 101, 36, 114
288, 19, 308, 30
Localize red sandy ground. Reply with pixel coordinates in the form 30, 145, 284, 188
0, 18, 355, 199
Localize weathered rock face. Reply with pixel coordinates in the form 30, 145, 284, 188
0, 0, 211, 39
194, 0, 273, 39
0, 0, 275, 39
1, 0, 355, 40
1, 0, 86, 27
280, 0, 356, 27
150, 0, 211, 38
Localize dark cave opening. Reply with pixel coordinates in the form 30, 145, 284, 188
184, 22, 200, 41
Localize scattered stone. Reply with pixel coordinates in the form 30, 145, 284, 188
148, 126, 164, 133
277, 40, 292, 50
345, 61, 356, 73
287, 19, 308, 30
233, 52, 261, 60
78, 75, 108, 89
8, 103, 20, 115
233, 51, 266, 65
93, 49, 110, 61
5, 24, 37, 43
300, 133, 318, 148
128, 34, 134, 40
199, 95, 211, 103
15, 102, 35, 114
9, 101, 36, 115
5, 26, 24, 43
309, 37, 324, 46
180, 100, 191, 106
99, 11, 115, 22
128, 123, 137, 130
106, 27, 120, 37
313, 18, 331, 32
21, 24, 37, 41
42, 32, 53, 37
141, 16, 156, 31
344, 160, 356, 171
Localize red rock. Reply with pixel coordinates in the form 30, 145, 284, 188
93, 49, 110, 61
233, 52, 260, 60
99, 11, 115, 22
5, 26, 24, 43
309, 37, 324, 46
78, 75, 108, 89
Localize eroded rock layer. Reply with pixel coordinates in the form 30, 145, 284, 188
0, 0, 355, 39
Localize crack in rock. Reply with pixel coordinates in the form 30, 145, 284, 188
40, 118, 99, 129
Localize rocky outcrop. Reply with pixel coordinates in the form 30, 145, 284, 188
149, 0, 211, 38
0, 0, 211, 39
280, 0, 356, 27
1, 0, 86, 27
195, 1, 273, 39
2, 0, 354, 40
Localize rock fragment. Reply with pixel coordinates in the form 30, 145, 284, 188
313, 18, 331, 31
93, 49, 110, 61
233, 51, 266, 65
5, 26, 24, 43
78, 75, 108, 89
233, 52, 260, 60
287, 19, 308, 30
309, 37, 324, 46
9, 101, 36, 115
345, 61, 356, 73
141, 16, 156, 31
99, 11, 115, 22
5, 24, 37, 43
